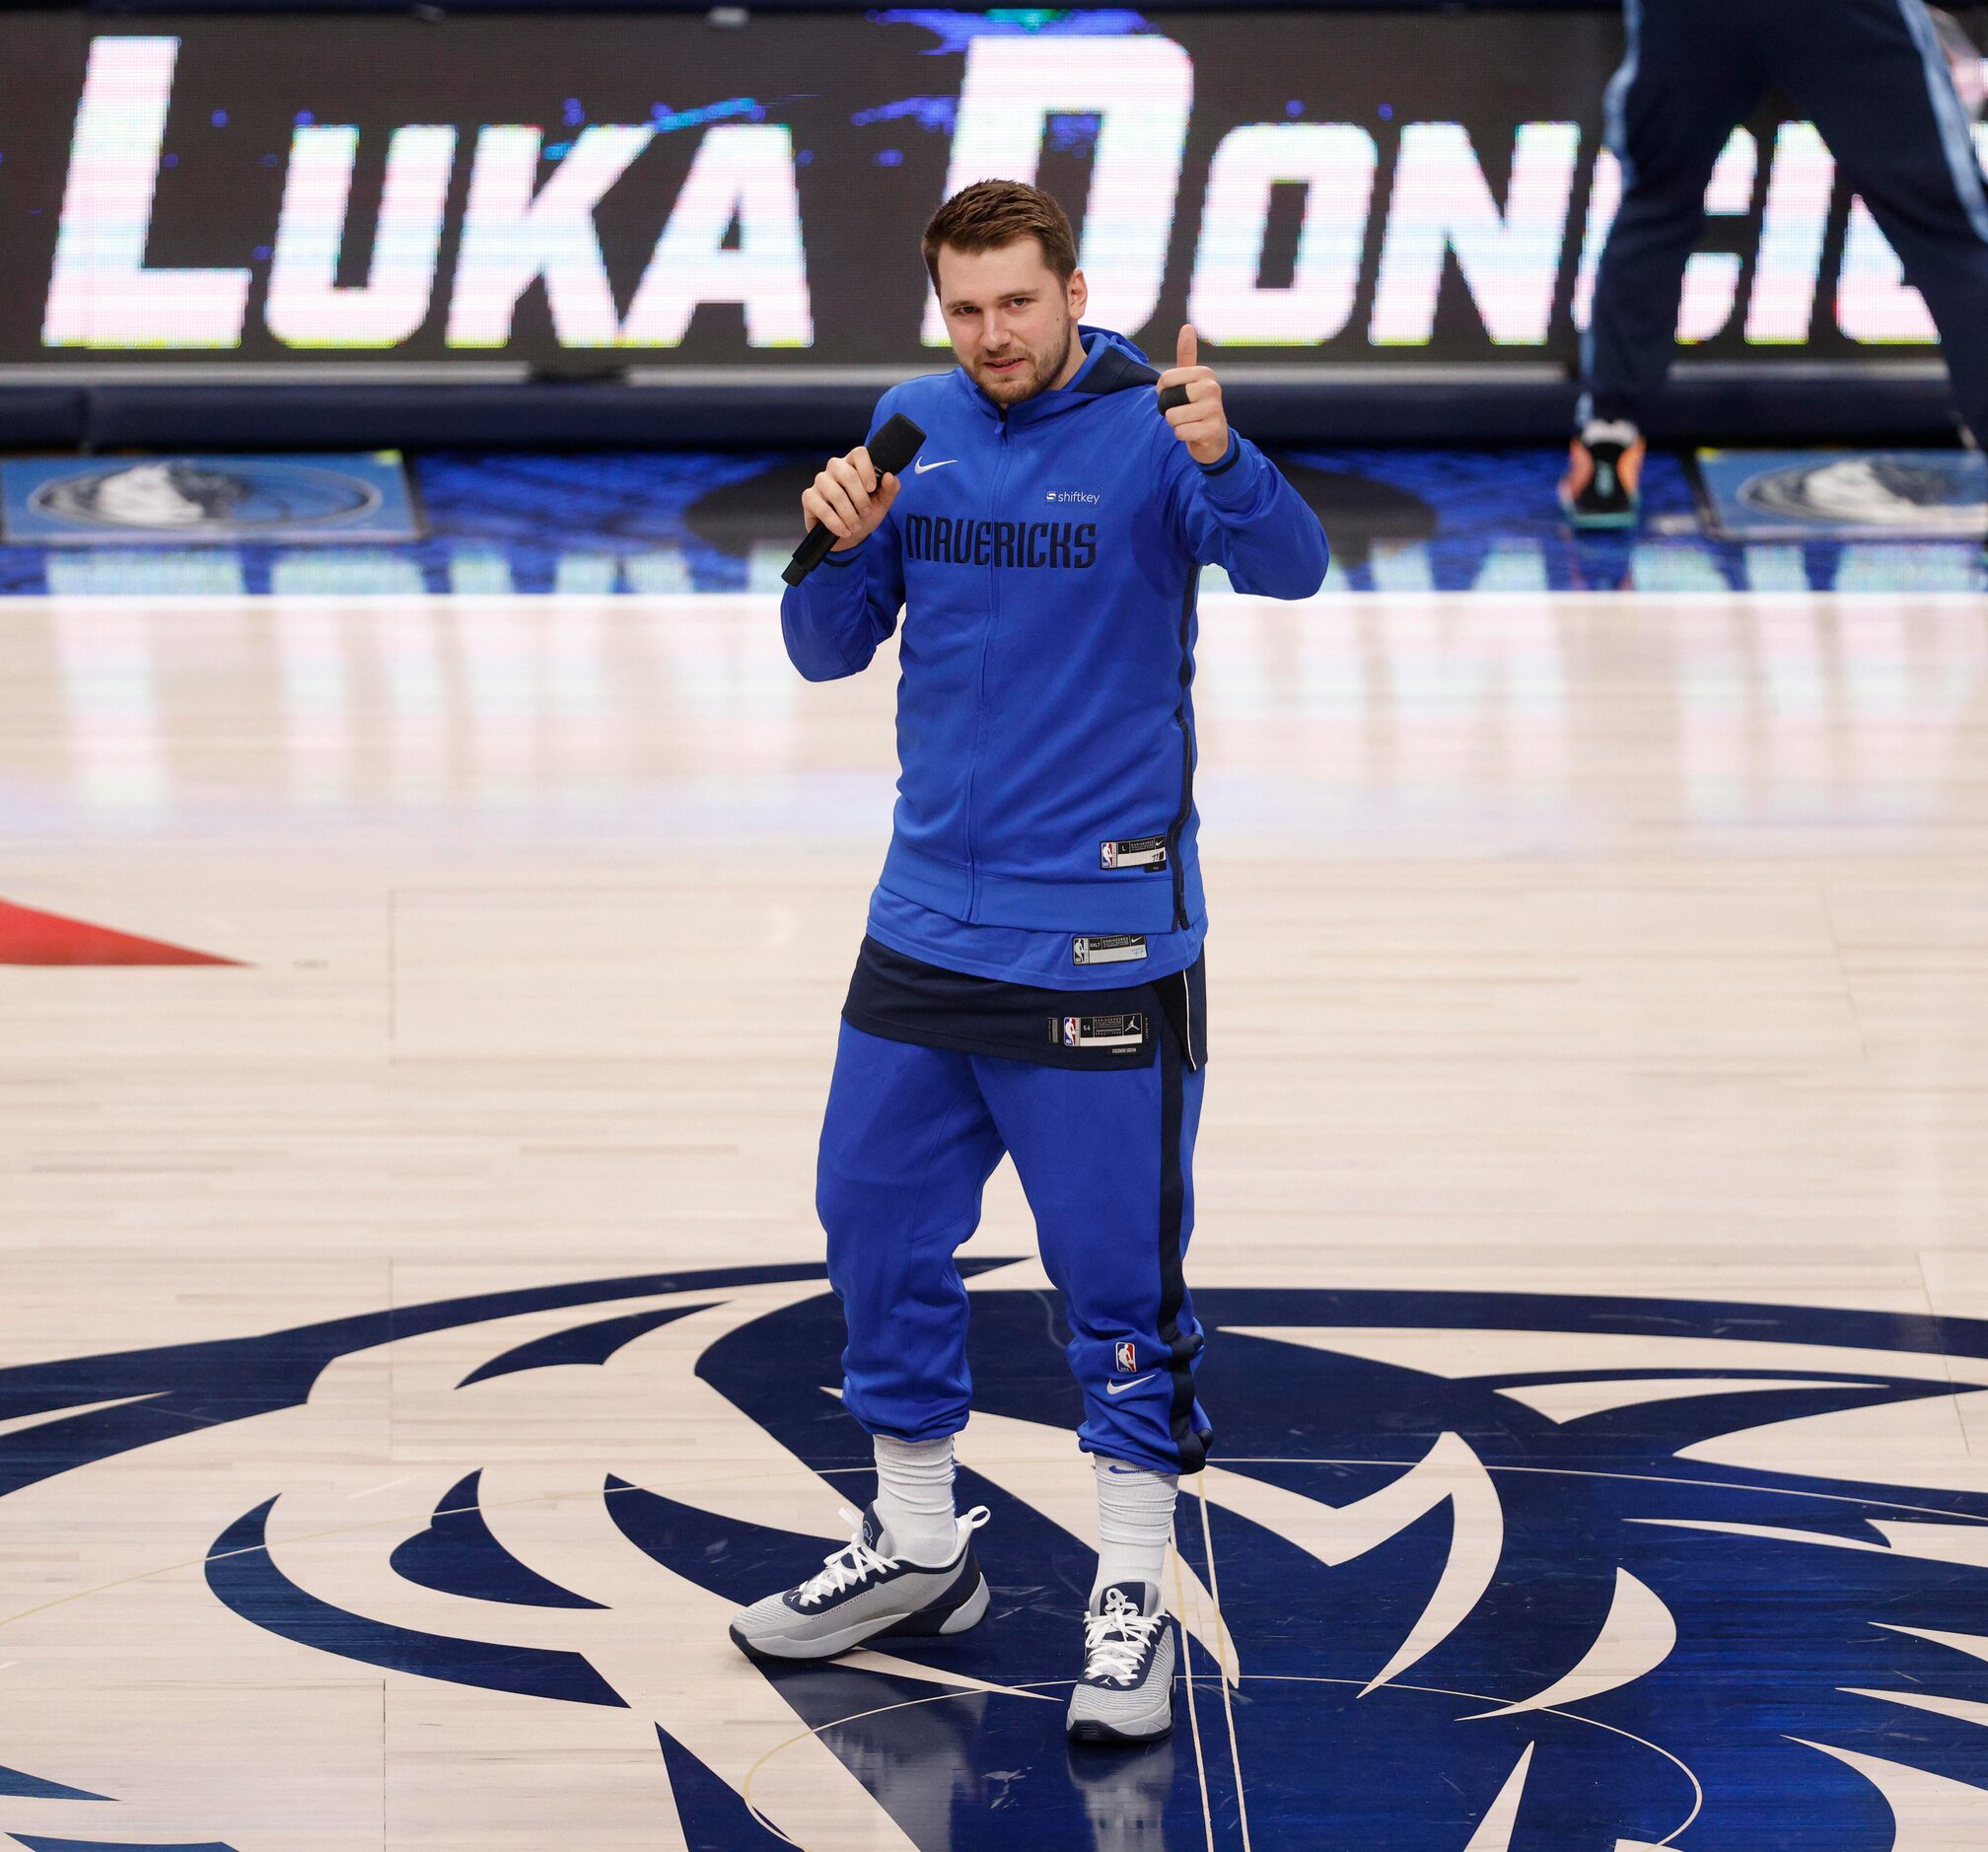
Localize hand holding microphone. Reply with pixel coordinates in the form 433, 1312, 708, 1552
784, 414, 925, 585
805, 447, 898, 550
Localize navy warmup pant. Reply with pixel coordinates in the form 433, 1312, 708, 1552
817, 988, 1210, 1477
1586, 0, 1988, 438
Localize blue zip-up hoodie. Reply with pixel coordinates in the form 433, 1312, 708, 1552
780, 323, 1329, 940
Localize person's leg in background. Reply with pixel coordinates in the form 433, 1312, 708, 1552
730, 1023, 1007, 1660
976, 1003, 1208, 1743
1772, 0, 1988, 448
1567, 0, 1766, 526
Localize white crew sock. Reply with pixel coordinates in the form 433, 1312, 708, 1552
1092, 1457, 1179, 1604
873, 1434, 958, 1565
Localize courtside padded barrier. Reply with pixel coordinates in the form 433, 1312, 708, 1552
0, 389, 88, 450
33, 368, 1958, 454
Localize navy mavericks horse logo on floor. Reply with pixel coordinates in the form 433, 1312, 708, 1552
3, 1261, 1988, 1848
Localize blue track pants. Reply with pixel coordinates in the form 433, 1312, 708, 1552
816, 1013, 1210, 1475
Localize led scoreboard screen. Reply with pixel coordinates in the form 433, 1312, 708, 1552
0, 8, 1974, 372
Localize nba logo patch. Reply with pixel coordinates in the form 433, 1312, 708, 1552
1114, 1340, 1138, 1374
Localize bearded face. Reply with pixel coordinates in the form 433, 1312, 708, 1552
934, 237, 1089, 406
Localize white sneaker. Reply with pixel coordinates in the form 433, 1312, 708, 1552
1066, 1581, 1176, 1744
729, 1502, 991, 1663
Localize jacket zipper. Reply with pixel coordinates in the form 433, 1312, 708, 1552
962, 410, 1011, 920
1166, 572, 1196, 930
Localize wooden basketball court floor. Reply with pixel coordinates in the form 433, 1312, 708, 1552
4, 586, 1988, 1849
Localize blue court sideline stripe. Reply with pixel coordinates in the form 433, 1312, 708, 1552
1896, 0, 1988, 246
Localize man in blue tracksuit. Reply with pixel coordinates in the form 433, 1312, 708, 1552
1562, 0, 1988, 528
727, 179, 1327, 1744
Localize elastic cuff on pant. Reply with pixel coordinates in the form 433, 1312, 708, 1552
1081, 1429, 1212, 1477
845, 1410, 969, 1446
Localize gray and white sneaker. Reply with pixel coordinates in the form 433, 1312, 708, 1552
729, 1502, 991, 1663
1066, 1582, 1176, 1744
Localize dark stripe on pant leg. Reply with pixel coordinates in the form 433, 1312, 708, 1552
1156, 1009, 1208, 1473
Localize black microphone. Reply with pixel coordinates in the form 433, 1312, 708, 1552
782, 413, 926, 586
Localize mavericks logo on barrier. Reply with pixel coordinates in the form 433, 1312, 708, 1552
3, 1262, 1988, 1845
1697, 448, 1988, 541
0, 453, 421, 544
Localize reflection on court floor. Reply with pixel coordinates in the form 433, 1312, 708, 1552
16, 594, 1986, 841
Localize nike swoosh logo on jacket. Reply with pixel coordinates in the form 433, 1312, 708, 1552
779, 323, 1329, 937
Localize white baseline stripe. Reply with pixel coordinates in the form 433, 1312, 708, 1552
1196, 1479, 1252, 1852
1169, 1537, 1220, 1852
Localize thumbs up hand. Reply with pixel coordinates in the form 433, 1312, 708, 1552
1156, 322, 1230, 466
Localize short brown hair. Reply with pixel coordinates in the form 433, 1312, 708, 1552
921, 179, 1078, 294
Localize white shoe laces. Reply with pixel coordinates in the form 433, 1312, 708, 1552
798, 1503, 990, 1607
1083, 1586, 1164, 1684
798, 1508, 893, 1606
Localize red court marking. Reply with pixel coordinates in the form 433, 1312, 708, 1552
0, 898, 239, 967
